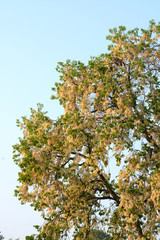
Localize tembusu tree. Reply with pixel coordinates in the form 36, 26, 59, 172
13, 20, 160, 240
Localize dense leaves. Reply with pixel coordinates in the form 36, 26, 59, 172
81, 229, 110, 240
13, 20, 160, 239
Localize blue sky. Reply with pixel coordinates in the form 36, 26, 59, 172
0, 0, 160, 239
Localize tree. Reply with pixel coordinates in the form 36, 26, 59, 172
13, 20, 160, 239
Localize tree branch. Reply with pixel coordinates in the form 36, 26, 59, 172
71, 151, 87, 159
97, 170, 120, 205
135, 220, 143, 238
87, 196, 114, 201
93, 187, 110, 193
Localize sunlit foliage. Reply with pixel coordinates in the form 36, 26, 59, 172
13, 20, 160, 239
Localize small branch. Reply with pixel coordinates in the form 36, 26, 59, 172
91, 109, 98, 113
87, 196, 114, 201
71, 151, 87, 159
60, 158, 74, 168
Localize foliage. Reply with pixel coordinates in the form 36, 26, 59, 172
8, 238, 20, 240
74, 229, 110, 240
25, 231, 60, 240
13, 20, 160, 239
88, 229, 110, 240
0, 232, 4, 240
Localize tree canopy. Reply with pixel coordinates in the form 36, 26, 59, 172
13, 20, 160, 240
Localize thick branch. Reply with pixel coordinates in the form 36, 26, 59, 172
93, 187, 110, 193
97, 171, 120, 205
135, 220, 143, 238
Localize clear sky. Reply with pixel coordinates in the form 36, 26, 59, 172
0, 0, 160, 239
